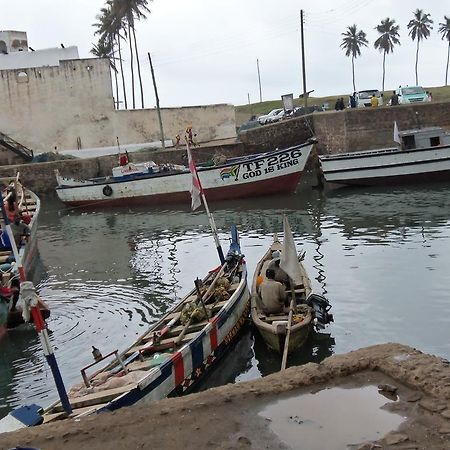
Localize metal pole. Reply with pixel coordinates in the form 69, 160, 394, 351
148, 51, 165, 150
300, 10, 308, 108
0, 189, 72, 415
257, 58, 262, 103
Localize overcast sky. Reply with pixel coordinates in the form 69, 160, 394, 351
2, 0, 449, 107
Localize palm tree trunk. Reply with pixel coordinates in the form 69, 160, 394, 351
117, 34, 128, 109
128, 23, 136, 109
382, 51, 386, 95
446, 42, 450, 86
352, 56, 356, 93
415, 40, 420, 85
112, 43, 120, 109
132, 26, 145, 109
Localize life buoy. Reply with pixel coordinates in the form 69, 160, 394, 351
103, 185, 113, 197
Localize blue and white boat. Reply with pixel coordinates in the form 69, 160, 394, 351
0, 225, 249, 431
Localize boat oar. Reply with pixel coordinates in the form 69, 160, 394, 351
281, 279, 296, 371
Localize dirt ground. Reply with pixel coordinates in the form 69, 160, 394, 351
2, 343, 450, 450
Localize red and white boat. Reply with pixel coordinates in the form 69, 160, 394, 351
55, 142, 314, 207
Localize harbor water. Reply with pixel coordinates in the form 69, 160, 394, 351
2, 176, 450, 419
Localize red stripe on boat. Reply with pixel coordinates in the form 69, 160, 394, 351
172, 351, 185, 385
209, 326, 218, 351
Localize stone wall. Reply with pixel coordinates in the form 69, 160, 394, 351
240, 101, 450, 155
0, 58, 236, 157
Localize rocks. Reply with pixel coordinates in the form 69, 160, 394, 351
418, 399, 447, 413
383, 432, 409, 445
377, 384, 398, 394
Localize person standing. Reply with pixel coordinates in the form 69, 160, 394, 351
370, 94, 379, 107
349, 92, 357, 108
390, 91, 399, 106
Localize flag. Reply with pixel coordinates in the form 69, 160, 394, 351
280, 215, 303, 285
186, 141, 203, 210
393, 121, 401, 146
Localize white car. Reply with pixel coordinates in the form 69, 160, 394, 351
356, 90, 383, 107
258, 108, 283, 125
266, 109, 286, 123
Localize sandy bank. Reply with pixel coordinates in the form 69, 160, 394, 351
2, 343, 450, 449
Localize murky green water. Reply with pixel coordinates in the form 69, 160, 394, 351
2, 177, 450, 418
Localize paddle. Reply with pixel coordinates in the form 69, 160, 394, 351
280, 278, 296, 371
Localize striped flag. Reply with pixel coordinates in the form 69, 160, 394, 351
186, 141, 203, 210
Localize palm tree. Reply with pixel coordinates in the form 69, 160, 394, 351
374, 18, 400, 95
127, 0, 152, 109
439, 16, 450, 86
407, 9, 433, 85
91, 38, 120, 109
114, 0, 151, 109
93, 2, 128, 109
340, 25, 368, 93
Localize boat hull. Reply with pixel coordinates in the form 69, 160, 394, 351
250, 241, 313, 356
100, 278, 250, 411
56, 143, 313, 207
319, 144, 450, 186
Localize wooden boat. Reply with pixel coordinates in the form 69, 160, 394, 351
0, 226, 249, 429
319, 126, 450, 186
54, 141, 314, 207
0, 178, 49, 336
251, 238, 332, 355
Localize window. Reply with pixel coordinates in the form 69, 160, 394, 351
403, 135, 416, 149
430, 137, 440, 147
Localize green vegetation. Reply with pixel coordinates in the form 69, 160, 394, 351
438, 16, 450, 86
374, 18, 400, 94
340, 25, 368, 93
407, 9, 434, 86
92, 0, 151, 110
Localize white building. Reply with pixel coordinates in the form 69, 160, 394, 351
0, 30, 236, 154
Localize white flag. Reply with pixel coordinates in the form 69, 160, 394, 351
280, 216, 303, 285
393, 121, 401, 146
186, 141, 202, 210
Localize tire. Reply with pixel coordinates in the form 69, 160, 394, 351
103, 185, 113, 197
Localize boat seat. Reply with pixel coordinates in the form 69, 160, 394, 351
52, 385, 135, 413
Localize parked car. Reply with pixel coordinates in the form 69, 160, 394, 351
396, 85, 428, 104
257, 108, 283, 125
291, 105, 324, 117
356, 89, 383, 107
237, 118, 261, 133
266, 109, 286, 123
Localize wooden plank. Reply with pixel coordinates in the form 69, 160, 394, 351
165, 320, 208, 337
43, 402, 109, 423
52, 385, 134, 413
159, 330, 200, 347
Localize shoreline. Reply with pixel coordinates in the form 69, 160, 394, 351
2, 343, 450, 449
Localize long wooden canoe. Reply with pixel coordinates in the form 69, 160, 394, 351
251, 238, 313, 355
0, 225, 250, 431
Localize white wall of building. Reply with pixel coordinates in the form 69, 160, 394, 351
0, 57, 236, 152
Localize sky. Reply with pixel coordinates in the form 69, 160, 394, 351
1, 0, 449, 108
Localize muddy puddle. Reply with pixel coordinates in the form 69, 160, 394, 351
259, 385, 405, 449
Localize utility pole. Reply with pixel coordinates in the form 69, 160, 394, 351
300, 10, 307, 108
147, 51, 165, 150
257, 58, 262, 103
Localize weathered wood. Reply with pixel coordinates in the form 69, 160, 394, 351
53, 385, 135, 413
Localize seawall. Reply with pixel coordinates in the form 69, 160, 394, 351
1, 101, 450, 195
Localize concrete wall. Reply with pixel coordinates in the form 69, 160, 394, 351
240, 101, 450, 155
0, 58, 236, 156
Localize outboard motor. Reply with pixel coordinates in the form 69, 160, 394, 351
306, 293, 333, 330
